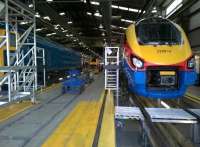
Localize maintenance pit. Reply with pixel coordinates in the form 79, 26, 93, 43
0, 0, 200, 147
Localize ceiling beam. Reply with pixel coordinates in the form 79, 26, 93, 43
100, 0, 112, 45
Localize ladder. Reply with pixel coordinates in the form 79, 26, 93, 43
104, 47, 120, 105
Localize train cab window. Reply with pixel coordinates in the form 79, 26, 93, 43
135, 18, 182, 45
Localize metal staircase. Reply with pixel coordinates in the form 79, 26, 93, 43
104, 47, 120, 105
0, 0, 37, 103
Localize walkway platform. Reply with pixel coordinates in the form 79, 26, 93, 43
0, 73, 115, 147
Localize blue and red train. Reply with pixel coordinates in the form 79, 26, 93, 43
123, 17, 196, 99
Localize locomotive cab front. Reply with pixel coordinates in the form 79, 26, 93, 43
123, 17, 196, 99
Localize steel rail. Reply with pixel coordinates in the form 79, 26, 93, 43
131, 95, 170, 147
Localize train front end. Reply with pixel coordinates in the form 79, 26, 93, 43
123, 17, 196, 99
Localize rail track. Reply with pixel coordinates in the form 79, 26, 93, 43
128, 94, 200, 147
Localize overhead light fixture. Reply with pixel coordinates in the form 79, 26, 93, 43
119, 6, 128, 11
81, 0, 87, 3
152, 9, 157, 13
43, 16, 51, 21
46, 32, 56, 36
99, 24, 103, 29
62, 30, 68, 33
129, 8, 139, 12
35, 12, 40, 18
119, 26, 127, 30
102, 32, 105, 36
151, 7, 157, 13
111, 5, 118, 9
59, 12, 65, 16
36, 28, 42, 31
87, 12, 92, 15
46, 0, 53, 2
111, 25, 118, 28
68, 21, 72, 24
121, 18, 134, 23
94, 12, 102, 17
20, 21, 28, 25
90, 1, 99, 5
36, 28, 45, 32
111, 5, 140, 13
28, 4, 33, 8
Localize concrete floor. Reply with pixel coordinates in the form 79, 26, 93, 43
0, 74, 104, 147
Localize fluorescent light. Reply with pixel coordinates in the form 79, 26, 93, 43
36, 28, 45, 32
46, 32, 56, 36
119, 6, 128, 11
81, 0, 86, 3
121, 18, 134, 23
99, 24, 103, 29
20, 21, 28, 25
119, 26, 127, 30
90, 1, 99, 5
87, 12, 92, 15
46, 0, 53, 2
59, 12, 65, 16
68, 21, 73, 24
94, 12, 102, 17
29, 4, 33, 8
129, 8, 139, 12
111, 25, 117, 28
43, 16, 51, 21
62, 30, 68, 33
161, 101, 170, 109
111, 5, 139, 13
152, 9, 157, 13
35, 12, 40, 18
112, 5, 118, 9
166, 0, 183, 16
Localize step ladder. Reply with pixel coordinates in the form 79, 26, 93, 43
104, 47, 120, 105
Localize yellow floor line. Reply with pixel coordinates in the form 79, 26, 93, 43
98, 91, 116, 147
0, 101, 33, 123
42, 101, 103, 147
185, 93, 200, 100
0, 83, 60, 123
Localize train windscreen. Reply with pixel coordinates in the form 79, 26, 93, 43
135, 18, 182, 45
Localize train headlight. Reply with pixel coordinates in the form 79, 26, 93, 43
187, 57, 195, 69
132, 57, 144, 68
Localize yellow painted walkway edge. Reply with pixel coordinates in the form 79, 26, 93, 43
185, 93, 200, 104
0, 83, 60, 123
0, 101, 32, 123
98, 91, 116, 147
42, 90, 105, 147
